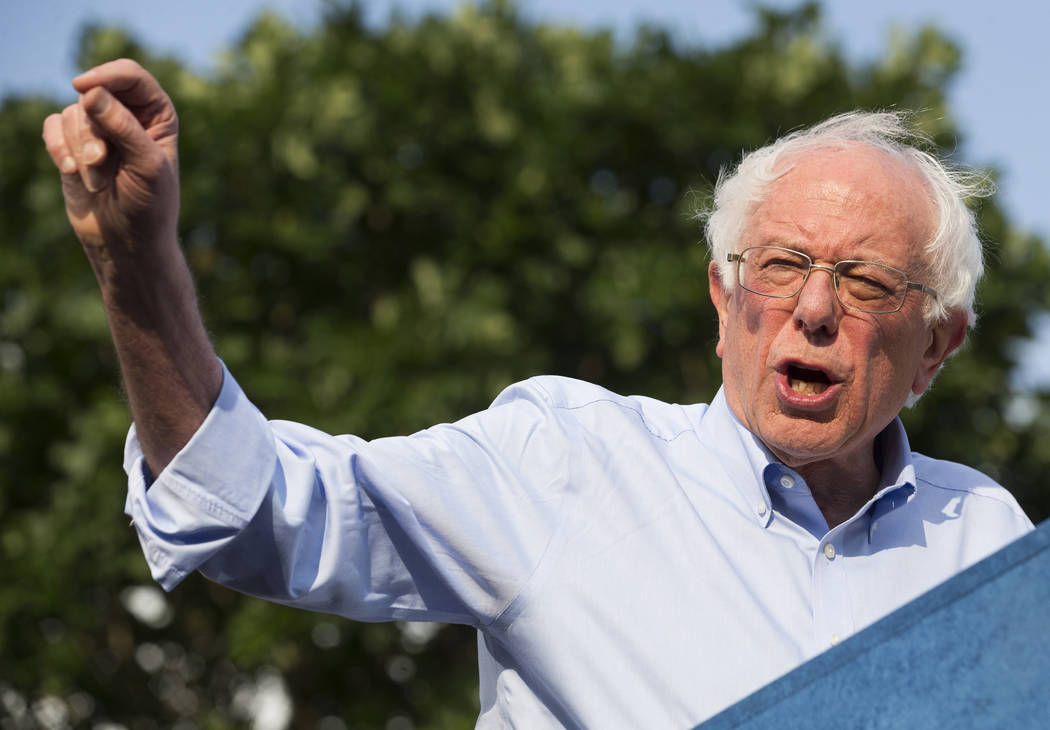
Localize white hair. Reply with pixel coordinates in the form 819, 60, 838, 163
703, 111, 992, 327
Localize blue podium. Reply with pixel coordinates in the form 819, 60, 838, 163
698, 519, 1050, 729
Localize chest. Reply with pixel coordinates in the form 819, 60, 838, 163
489, 440, 958, 727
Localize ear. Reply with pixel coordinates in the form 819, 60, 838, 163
911, 309, 968, 396
709, 261, 730, 359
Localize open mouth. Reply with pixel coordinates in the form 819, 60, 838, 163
787, 364, 832, 395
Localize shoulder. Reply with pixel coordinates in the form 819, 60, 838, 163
489, 375, 617, 408
910, 452, 1032, 526
489, 376, 707, 442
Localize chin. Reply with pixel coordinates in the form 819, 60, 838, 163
759, 422, 849, 466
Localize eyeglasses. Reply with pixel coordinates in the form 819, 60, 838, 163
727, 246, 939, 314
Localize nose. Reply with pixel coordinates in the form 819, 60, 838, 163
793, 265, 840, 336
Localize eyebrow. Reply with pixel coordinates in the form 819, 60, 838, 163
754, 241, 914, 272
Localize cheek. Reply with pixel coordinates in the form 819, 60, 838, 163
852, 327, 920, 407
727, 309, 785, 389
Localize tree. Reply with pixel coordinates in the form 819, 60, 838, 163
1, 2, 1046, 727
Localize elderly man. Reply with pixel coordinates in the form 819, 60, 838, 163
44, 60, 1031, 728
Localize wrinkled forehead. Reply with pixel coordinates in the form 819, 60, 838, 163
749, 145, 937, 267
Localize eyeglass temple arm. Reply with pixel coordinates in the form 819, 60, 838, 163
907, 281, 939, 300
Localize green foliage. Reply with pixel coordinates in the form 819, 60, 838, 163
1, 1, 1047, 726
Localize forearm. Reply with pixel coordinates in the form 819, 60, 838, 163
88, 235, 222, 475
42, 60, 217, 474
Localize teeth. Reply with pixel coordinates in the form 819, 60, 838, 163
789, 378, 829, 395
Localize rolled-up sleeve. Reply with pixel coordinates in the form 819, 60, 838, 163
124, 362, 277, 590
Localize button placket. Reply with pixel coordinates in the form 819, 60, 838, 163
812, 533, 854, 651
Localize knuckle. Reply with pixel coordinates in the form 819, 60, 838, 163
42, 133, 61, 154
42, 114, 60, 138
115, 58, 145, 75
140, 148, 167, 176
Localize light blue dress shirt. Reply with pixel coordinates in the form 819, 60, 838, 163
124, 365, 1033, 728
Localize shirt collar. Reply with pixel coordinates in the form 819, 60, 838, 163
699, 387, 919, 532
699, 388, 779, 528
866, 417, 918, 541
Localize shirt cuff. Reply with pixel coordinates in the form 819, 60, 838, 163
123, 361, 276, 590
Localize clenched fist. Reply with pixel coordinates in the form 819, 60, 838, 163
42, 58, 179, 263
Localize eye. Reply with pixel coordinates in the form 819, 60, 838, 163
844, 277, 891, 300
838, 263, 901, 301
751, 248, 807, 271
762, 256, 806, 270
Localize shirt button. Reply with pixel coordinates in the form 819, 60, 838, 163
823, 543, 836, 560
756, 502, 767, 516
779, 475, 795, 489
830, 633, 843, 646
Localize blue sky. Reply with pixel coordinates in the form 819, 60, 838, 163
5, 0, 1050, 382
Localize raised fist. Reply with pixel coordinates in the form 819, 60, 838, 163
42, 59, 180, 262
